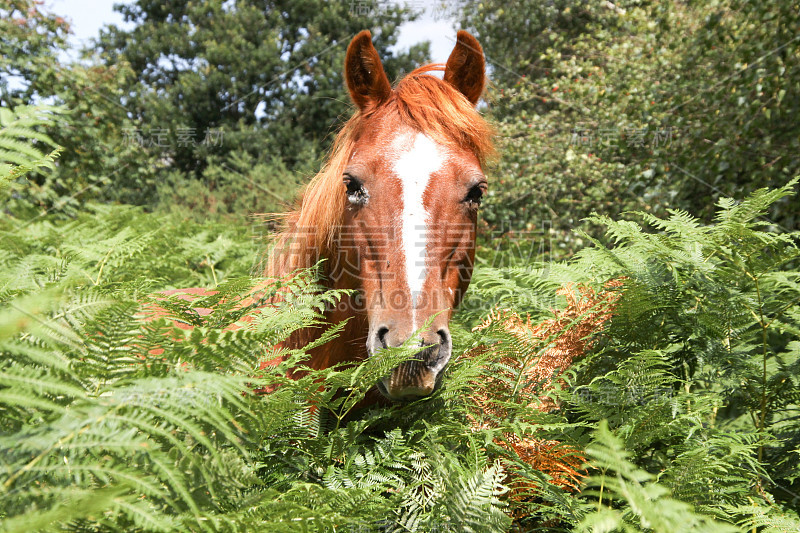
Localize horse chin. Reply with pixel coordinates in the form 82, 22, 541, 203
374, 380, 397, 401
374, 379, 428, 402
374, 369, 444, 402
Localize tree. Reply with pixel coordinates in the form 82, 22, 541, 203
0, 0, 70, 107
0, 1, 153, 213
460, 0, 800, 255
93, 0, 429, 193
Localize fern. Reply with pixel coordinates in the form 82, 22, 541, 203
0, 105, 62, 194
2, 160, 799, 530
0, 204, 517, 531
576, 421, 740, 533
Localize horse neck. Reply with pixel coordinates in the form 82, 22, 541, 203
278, 237, 369, 370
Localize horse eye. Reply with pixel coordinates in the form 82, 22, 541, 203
465, 182, 487, 208
343, 174, 369, 206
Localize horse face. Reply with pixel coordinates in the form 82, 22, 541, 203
340, 123, 485, 400
338, 31, 487, 401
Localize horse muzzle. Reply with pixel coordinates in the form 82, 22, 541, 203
369, 326, 452, 401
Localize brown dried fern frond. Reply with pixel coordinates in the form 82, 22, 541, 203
466, 281, 622, 500
469, 281, 621, 412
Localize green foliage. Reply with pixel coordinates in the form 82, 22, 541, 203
1, 0, 430, 211
85, 0, 429, 204
462, 179, 800, 529
0, 104, 63, 206
3, 4, 800, 527
38, 60, 152, 210
0, 0, 70, 107
576, 421, 740, 533
0, 204, 514, 531
463, 0, 800, 255
555, 179, 800, 529
153, 150, 305, 224
5, 178, 799, 530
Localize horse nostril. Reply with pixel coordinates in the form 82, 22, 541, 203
437, 329, 451, 346
377, 327, 389, 348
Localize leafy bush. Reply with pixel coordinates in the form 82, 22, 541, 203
153, 150, 306, 225
463, 0, 800, 255
459, 178, 800, 529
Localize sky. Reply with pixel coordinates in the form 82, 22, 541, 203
44, 0, 459, 63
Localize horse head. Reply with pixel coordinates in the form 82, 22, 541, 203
333, 30, 492, 401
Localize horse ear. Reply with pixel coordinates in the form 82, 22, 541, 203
345, 30, 392, 110
443, 31, 486, 106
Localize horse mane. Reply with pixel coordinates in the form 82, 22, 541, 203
266, 63, 495, 278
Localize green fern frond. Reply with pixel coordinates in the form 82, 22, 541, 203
577, 421, 740, 533
0, 105, 63, 194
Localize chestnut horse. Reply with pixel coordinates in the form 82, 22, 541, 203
267, 30, 494, 402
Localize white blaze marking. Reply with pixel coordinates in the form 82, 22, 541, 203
392, 132, 445, 327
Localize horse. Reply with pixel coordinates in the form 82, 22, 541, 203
265, 29, 494, 404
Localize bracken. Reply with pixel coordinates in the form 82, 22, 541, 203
466, 282, 621, 502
